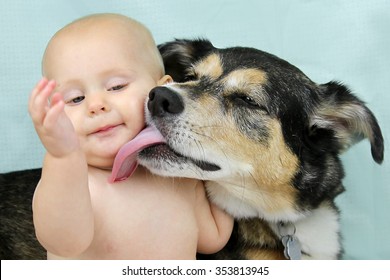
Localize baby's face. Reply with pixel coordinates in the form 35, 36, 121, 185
43, 26, 163, 168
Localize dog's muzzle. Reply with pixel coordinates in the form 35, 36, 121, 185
142, 86, 221, 173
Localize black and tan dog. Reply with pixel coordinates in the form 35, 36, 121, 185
136, 39, 384, 259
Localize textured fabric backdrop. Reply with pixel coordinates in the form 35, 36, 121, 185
0, 0, 389, 259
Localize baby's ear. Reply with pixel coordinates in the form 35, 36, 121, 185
310, 81, 384, 163
158, 38, 215, 82
157, 75, 173, 86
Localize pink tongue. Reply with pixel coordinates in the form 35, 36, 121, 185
109, 126, 166, 183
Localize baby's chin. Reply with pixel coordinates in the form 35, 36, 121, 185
84, 134, 135, 170
86, 152, 116, 170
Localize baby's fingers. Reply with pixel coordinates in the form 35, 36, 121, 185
43, 92, 66, 129
29, 78, 56, 123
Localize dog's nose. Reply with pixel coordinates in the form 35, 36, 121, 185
148, 87, 184, 117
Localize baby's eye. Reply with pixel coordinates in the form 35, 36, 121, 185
108, 84, 128, 91
67, 96, 85, 105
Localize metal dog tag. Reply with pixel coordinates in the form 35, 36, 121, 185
282, 235, 302, 260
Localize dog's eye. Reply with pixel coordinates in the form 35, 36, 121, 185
242, 96, 257, 106
235, 95, 258, 107
184, 74, 197, 82
233, 95, 268, 112
183, 70, 198, 82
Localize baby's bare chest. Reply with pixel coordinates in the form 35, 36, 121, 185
82, 180, 198, 259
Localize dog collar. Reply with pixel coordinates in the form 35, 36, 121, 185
277, 222, 302, 260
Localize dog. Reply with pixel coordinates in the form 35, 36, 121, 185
132, 39, 385, 259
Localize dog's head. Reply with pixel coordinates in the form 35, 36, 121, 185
138, 39, 384, 220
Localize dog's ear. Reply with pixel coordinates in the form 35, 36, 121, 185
308, 81, 384, 163
158, 38, 215, 82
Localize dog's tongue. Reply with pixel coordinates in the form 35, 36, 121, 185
109, 126, 165, 183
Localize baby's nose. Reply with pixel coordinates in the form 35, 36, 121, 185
89, 105, 107, 115
88, 95, 110, 116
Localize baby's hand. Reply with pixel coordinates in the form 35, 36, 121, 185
29, 78, 80, 158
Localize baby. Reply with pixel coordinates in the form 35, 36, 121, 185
28, 13, 233, 259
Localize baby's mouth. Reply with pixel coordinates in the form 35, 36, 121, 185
90, 124, 123, 136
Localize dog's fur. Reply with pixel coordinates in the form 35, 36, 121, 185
0, 168, 45, 259
137, 39, 385, 259
0, 39, 384, 260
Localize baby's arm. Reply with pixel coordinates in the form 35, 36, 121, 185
29, 78, 94, 257
195, 181, 234, 254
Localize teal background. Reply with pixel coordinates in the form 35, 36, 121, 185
0, 0, 388, 259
